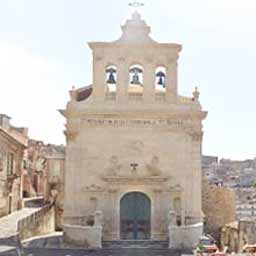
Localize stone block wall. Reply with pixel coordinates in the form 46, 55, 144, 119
202, 178, 236, 241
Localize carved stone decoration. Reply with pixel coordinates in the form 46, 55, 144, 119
105, 156, 122, 176
146, 156, 162, 176
102, 175, 170, 186
82, 184, 105, 193
168, 210, 177, 227
128, 140, 144, 155
64, 131, 78, 142
168, 184, 182, 192
189, 132, 203, 142
94, 210, 103, 227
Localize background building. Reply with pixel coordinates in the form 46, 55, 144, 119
0, 114, 28, 217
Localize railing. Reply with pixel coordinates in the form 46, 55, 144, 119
104, 93, 194, 105
128, 92, 143, 102
178, 96, 193, 104
17, 204, 55, 240
105, 92, 116, 101
155, 93, 166, 103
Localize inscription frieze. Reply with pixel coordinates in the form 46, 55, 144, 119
82, 118, 191, 128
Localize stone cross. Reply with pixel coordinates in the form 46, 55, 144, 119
128, 1, 145, 9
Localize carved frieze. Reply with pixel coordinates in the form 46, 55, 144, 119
81, 117, 193, 132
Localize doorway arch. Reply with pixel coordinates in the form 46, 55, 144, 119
120, 192, 151, 240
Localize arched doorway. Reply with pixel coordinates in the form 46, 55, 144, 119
120, 192, 151, 240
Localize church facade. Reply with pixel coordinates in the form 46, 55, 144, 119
61, 11, 207, 248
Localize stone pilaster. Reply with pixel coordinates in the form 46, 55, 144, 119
116, 58, 128, 104
190, 132, 203, 222
166, 61, 178, 103
143, 62, 155, 103
92, 56, 105, 102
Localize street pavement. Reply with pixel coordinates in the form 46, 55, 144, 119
0, 247, 184, 256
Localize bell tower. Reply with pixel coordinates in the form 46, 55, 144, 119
88, 10, 181, 105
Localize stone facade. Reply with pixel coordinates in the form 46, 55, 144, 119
61, 11, 207, 248
0, 114, 28, 217
221, 220, 256, 253
202, 177, 236, 241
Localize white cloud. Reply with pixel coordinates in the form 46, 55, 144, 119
0, 42, 69, 144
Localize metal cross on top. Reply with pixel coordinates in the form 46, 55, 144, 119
128, 1, 145, 9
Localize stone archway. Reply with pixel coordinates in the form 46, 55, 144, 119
120, 192, 151, 240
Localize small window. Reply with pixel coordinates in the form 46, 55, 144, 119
7, 153, 14, 175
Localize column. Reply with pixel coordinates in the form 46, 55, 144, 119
143, 63, 155, 103
92, 56, 105, 102
116, 58, 128, 104
166, 61, 178, 103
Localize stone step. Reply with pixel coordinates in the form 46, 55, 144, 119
102, 240, 169, 249
1, 247, 190, 256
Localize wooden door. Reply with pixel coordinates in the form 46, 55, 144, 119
120, 192, 151, 240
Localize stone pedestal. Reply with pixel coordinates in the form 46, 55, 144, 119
168, 222, 203, 249
63, 224, 102, 248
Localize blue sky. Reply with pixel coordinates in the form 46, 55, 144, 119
0, 0, 255, 160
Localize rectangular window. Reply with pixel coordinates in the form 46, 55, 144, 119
7, 153, 14, 175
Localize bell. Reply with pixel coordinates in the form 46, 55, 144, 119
156, 71, 166, 87
106, 68, 116, 84
130, 67, 142, 85
107, 72, 116, 84
131, 72, 141, 85
157, 76, 165, 86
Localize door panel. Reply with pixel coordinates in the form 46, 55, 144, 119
120, 192, 151, 240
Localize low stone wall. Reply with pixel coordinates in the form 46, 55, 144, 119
17, 204, 55, 240
169, 222, 203, 249
63, 224, 102, 248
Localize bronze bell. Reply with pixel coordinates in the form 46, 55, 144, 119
156, 71, 166, 87
130, 67, 143, 85
106, 68, 116, 84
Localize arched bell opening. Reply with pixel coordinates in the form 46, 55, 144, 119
105, 65, 117, 94
155, 66, 166, 92
120, 192, 151, 240
128, 64, 144, 94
